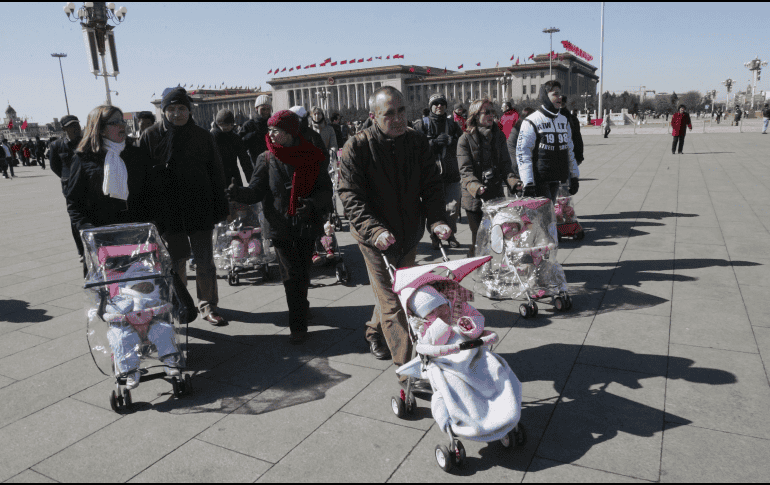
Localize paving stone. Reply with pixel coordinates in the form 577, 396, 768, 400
665, 344, 770, 440
322, 328, 394, 371
3, 470, 58, 483
0, 373, 15, 390
524, 457, 649, 483
731, 257, 770, 287
660, 424, 770, 483
0, 273, 32, 290
598, 284, 671, 316
19, 309, 83, 340
673, 242, 729, 260
255, 412, 424, 482
0, 330, 86, 380
536, 364, 668, 481
623, 232, 675, 253
128, 438, 271, 483
674, 226, 725, 246
0, 398, 117, 482
670, 298, 757, 353
0, 330, 49, 360
198, 358, 379, 463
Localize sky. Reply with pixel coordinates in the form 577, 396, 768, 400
1, 2, 769, 124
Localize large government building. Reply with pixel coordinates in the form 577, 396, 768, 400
152, 53, 598, 128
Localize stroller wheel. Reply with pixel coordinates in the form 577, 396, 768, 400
435, 445, 453, 472
500, 432, 511, 448
554, 297, 565, 312
122, 388, 132, 409
405, 392, 417, 415
171, 376, 181, 397
391, 395, 406, 419
334, 215, 342, 232
512, 423, 528, 446
565, 295, 573, 310
519, 304, 530, 318
531, 302, 538, 317
184, 374, 193, 395
110, 390, 119, 413
576, 230, 585, 241
455, 440, 466, 467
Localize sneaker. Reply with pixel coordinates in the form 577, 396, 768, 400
203, 312, 228, 326
312, 254, 323, 264
447, 236, 461, 249
326, 249, 336, 260
126, 370, 141, 389
289, 329, 308, 345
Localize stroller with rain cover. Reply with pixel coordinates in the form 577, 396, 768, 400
385, 244, 526, 472
474, 197, 572, 318
555, 183, 584, 241
212, 201, 275, 285
328, 149, 344, 232
83, 223, 193, 413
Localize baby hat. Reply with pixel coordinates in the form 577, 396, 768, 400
407, 285, 449, 319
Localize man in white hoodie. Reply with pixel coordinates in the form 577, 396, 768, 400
516, 80, 580, 203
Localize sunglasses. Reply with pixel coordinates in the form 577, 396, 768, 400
481, 109, 496, 116
105, 119, 127, 127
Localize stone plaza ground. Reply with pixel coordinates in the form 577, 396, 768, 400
1, 126, 770, 482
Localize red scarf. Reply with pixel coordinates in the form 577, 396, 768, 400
265, 134, 323, 216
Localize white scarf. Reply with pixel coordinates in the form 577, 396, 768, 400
102, 138, 129, 201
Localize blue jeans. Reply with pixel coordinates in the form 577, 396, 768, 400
763, 118, 769, 133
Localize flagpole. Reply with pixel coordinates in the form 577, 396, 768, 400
598, 2, 605, 121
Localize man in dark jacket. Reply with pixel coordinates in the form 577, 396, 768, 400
34, 136, 46, 169
330, 112, 346, 148
290, 106, 330, 172
49, 115, 84, 257
239, 95, 272, 167
211, 109, 252, 186
0, 139, 12, 178
561, 96, 584, 165
140, 87, 229, 326
413, 93, 462, 249
761, 103, 769, 134
338, 86, 450, 380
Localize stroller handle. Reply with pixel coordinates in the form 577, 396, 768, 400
381, 236, 451, 284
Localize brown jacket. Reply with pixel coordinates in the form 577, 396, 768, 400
338, 125, 446, 258
458, 125, 520, 212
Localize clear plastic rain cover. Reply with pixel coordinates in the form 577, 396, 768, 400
474, 197, 568, 300
555, 184, 582, 238
213, 201, 273, 272
82, 223, 185, 377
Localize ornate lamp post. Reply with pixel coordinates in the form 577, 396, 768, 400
315, 88, 330, 114
51, 53, 71, 115
497, 73, 512, 103
722, 78, 735, 112
62, 2, 127, 106
542, 27, 560, 80
744, 56, 767, 110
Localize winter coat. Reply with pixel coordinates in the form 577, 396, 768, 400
139, 119, 229, 241
458, 124, 520, 212
211, 124, 252, 186
311, 120, 338, 154
762, 106, 770, 118
64, 145, 153, 231
671, 112, 692, 137
498, 109, 520, 139
338, 125, 446, 260
239, 149, 333, 242
49, 137, 80, 190
506, 119, 524, 166
561, 109, 584, 164
413, 113, 462, 184
239, 116, 270, 166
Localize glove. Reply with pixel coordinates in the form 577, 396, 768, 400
225, 177, 251, 203
569, 178, 579, 195
374, 231, 396, 251
295, 198, 314, 218
522, 185, 537, 198
476, 186, 487, 198
433, 224, 452, 241
435, 133, 451, 146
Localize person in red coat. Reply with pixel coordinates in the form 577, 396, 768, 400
671, 105, 692, 154
497, 102, 519, 139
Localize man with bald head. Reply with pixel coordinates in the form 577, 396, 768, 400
338, 86, 451, 383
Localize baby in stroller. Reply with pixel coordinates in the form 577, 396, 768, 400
391, 255, 525, 471
311, 220, 336, 264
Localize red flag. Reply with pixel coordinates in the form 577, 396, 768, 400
409, 67, 415, 72
7, 120, 12, 130
296, 65, 301, 70
331, 61, 338, 66
289, 67, 294, 71
443, 67, 447, 74
304, 65, 309, 69
324, 57, 331, 63
281, 67, 286, 72
528, 53, 535, 60
310, 63, 316, 68
350, 59, 356, 63
426, 68, 431, 74
358, 58, 364, 62
267, 69, 273, 74
340, 60, 347, 64
376, 56, 382, 59
516, 57, 520, 65
21, 119, 27, 130
458, 64, 463, 69
386, 55, 390, 60
367, 57, 372, 62
476, 62, 481, 66
510, 54, 514, 61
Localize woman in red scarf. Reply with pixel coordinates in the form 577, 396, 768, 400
671, 105, 692, 154
226, 110, 333, 344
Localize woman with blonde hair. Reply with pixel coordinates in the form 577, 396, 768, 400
457, 98, 521, 257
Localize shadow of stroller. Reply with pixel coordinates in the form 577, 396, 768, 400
0, 298, 55, 323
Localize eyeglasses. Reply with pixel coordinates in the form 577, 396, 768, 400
105, 119, 127, 127
481, 109, 496, 116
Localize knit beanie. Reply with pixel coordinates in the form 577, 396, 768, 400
255, 95, 271, 108
454, 103, 465, 112
429, 93, 447, 108
407, 285, 449, 318
289, 105, 308, 119
161, 87, 191, 111
267, 110, 300, 138
216, 109, 234, 125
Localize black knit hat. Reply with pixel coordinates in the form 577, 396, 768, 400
454, 103, 465, 111
216, 109, 234, 125
161, 87, 191, 111
429, 93, 447, 108
61, 115, 80, 127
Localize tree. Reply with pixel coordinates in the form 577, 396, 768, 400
678, 91, 703, 111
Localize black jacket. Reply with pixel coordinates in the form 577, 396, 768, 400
239, 149, 333, 241
239, 116, 269, 166
49, 137, 80, 188
64, 145, 152, 231
561, 109, 584, 164
458, 125, 520, 212
413, 113, 462, 184
763, 106, 770, 118
211, 124, 252, 186
139, 119, 229, 238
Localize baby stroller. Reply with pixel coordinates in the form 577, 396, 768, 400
311, 214, 350, 284
82, 223, 193, 413
474, 197, 572, 318
384, 244, 526, 472
555, 184, 584, 241
213, 201, 273, 286
328, 149, 344, 232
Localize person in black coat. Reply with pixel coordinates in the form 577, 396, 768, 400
227, 110, 332, 344
561, 97, 584, 166
239, 95, 272, 167
140, 87, 229, 326
211, 109, 252, 186
63, 105, 152, 274
50, 115, 85, 257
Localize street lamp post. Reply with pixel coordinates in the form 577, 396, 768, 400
315, 88, 329, 114
497, 73, 512, 103
51, 53, 70, 115
744, 56, 767, 110
62, 2, 127, 106
598, 2, 605, 123
722, 78, 735, 113
542, 27, 560, 80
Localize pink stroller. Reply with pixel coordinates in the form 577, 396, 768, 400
213, 202, 272, 285
555, 184, 584, 241
384, 246, 526, 472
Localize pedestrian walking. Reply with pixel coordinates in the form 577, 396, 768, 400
716, 109, 722, 124
413, 93, 462, 249
309, 107, 338, 156
49, 115, 84, 257
497, 101, 519, 139
761, 103, 769, 134
0, 139, 13, 178
226, 110, 332, 344
671, 104, 692, 154
453, 103, 467, 132
733, 106, 742, 126
140, 87, 230, 326
602, 116, 611, 138
211, 109, 252, 186
459, 98, 522, 257
516, 81, 580, 204
290, 106, 330, 171
240, 95, 272, 167
34, 136, 46, 169
330, 112, 346, 148
561, 97, 584, 166
506, 107, 534, 169
64, 105, 152, 274
130, 111, 156, 147
338, 86, 450, 386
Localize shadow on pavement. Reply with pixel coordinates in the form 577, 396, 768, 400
0, 298, 54, 323
581, 211, 698, 220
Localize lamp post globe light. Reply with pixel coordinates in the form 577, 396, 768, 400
497, 73, 512, 103
744, 56, 767, 110
542, 27, 560, 80
51, 53, 71, 115
62, 2, 127, 106
722, 78, 735, 112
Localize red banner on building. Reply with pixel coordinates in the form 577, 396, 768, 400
561, 40, 593, 61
